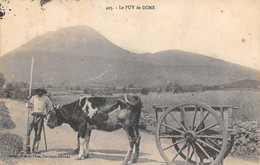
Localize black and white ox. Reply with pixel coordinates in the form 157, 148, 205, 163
47, 95, 143, 165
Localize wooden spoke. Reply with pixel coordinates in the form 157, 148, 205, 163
197, 139, 220, 153
192, 106, 198, 130
189, 150, 194, 159
195, 142, 213, 162
185, 144, 191, 165
197, 135, 223, 139
196, 123, 219, 134
180, 106, 191, 129
163, 139, 185, 151
172, 142, 188, 162
169, 113, 188, 132
160, 135, 183, 138
205, 138, 222, 149
194, 111, 210, 132
192, 144, 200, 165
161, 123, 185, 134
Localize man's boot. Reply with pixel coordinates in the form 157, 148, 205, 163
26, 147, 31, 154
19, 147, 30, 155
32, 147, 41, 154
32, 140, 41, 154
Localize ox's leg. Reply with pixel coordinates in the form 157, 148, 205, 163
76, 123, 87, 160
122, 127, 136, 165
131, 126, 141, 163
83, 128, 92, 158
73, 133, 80, 154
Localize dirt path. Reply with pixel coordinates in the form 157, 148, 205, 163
2, 99, 259, 165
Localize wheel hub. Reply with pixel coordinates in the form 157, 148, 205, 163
184, 131, 197, 143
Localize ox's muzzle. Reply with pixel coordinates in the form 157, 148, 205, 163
47, 108, 59, 129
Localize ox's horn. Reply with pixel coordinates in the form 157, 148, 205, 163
124, 94, 141, 107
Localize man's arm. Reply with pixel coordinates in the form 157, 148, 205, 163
45, 96, 53, 115
26, 96, 34, 109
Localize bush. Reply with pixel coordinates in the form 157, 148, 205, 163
10, 88, 22, 99
84, 88, 91, 94
0, 73, 5, 91
0, 102, 10, 118
74, 85, 81, 90
0, 101, 23, 162
0, 118, 16, 130
10, 89, 28, 100
141, 87, 149, 95
0, 133, 23, 158
0, 101, 16, 130
0, 89, 4, 98
3, 83, 32, 100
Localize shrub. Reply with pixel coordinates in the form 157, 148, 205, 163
141, 87, 149, 95
0, 133, 23, 158
84, 88, 91, 94
0, 73, 5, 90
0, 89, 4, 98
0, 118, 16, 130
74, 85, 81, 90
2, 84, 35, 100
0, 101, 16, 130
0, 101, 23, 162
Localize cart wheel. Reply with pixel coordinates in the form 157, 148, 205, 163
224, 135, 235, 158
155, 101, 228, 165
174, 133, 234, 163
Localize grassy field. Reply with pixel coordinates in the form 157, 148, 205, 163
50, 89, 260, 122
141, 89, 260, 122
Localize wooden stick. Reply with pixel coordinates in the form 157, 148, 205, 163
29, 56, 34, 98
42, 124, 48, 151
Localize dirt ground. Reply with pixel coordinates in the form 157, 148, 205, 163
1, 99, 259, 165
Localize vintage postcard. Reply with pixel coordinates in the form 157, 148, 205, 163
0, 0, 259, 165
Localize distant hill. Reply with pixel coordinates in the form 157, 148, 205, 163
0, 25, 259, 87
222, 79, 260, 89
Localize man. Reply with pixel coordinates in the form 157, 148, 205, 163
24, 88, 53, 154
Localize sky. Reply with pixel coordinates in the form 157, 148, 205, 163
0, 0, 259, 70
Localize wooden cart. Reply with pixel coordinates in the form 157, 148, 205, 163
153, 101, 238, 165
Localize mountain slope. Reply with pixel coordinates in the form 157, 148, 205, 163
222, 79, 260, 89
0, 26, 259, 87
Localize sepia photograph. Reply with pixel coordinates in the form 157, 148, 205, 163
0, 0, 259, 165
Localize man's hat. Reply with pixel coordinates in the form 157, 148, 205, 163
34, 88, 47, 94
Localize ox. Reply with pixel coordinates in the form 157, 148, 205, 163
47, 95, 143, 165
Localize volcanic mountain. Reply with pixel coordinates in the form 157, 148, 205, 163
0, 26, 259, 87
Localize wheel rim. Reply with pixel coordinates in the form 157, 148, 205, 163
224, 135, 235, 159
155, 101, 228, 165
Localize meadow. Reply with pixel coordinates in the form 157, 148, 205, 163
140, 89, 260, 122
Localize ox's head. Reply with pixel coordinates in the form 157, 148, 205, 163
124, 95, 142, 109
47, 104, 63, 129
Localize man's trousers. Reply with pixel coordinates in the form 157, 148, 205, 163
25, 114, 44, 153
